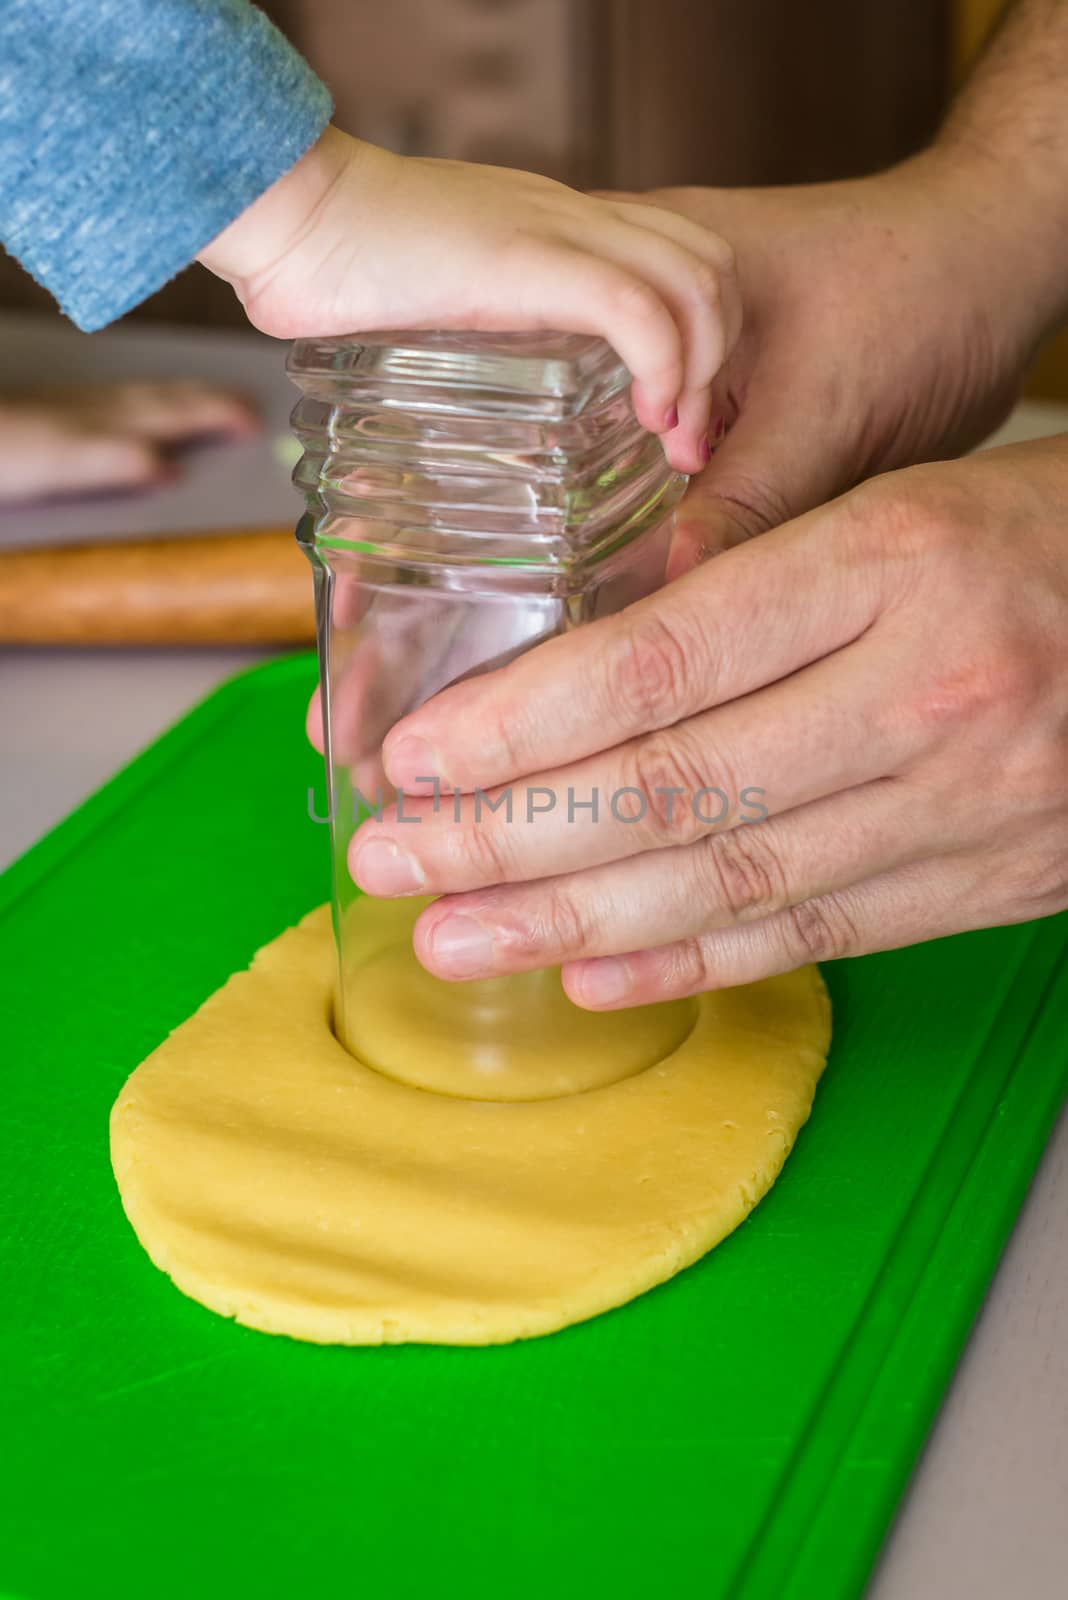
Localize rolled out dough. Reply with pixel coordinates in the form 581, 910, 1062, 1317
110, 906, 831, 1346
336, 894, 700, 1100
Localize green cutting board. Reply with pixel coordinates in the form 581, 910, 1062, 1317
2, 654, 1066, 1600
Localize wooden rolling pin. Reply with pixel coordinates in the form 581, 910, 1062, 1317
0, 526, 316, 645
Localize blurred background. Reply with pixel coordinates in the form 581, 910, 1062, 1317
1, 0, 1042, 355
1, 0, 1064, 846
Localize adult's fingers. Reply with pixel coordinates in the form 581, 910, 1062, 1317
562, 852, 988, 1009
382, 503, 887, 794
667, 362, 861, 577
355, 631, 922, 898
408, 774, 946, 980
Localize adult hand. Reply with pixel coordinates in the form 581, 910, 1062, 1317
199, 127, 740, 475
350, 437, 1068, 1007
601, 152, 1064, 570
0, 381, 256, 504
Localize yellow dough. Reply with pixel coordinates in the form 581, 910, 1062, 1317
110, 906, 831, 1346
336, 894, 699, 1100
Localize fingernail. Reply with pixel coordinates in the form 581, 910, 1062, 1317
713, 415, 726, 440
385, 735, 442, 791
699, 436, 712, 465
663, 404, 679, 431
352, 836, 425, 896
574, 956, 629, 1007
427, 914, 495, 977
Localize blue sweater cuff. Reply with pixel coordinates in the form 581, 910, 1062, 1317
0, 0, 333, 331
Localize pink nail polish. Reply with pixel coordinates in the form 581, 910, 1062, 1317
663, 404, 679, 431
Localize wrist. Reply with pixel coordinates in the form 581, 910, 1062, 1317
906, 136, 1068, 359
197, 125, 364, 306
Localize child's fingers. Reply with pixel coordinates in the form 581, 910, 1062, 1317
591, 220, 732, 472
514, 241, 687, 438
611, 203, 741, 472
611, 199, 742, 354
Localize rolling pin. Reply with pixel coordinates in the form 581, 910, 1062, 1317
0, 526, 316, 645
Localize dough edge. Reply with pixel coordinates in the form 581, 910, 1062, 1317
110, 906, 832, 1347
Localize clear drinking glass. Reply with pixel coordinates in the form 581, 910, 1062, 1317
288, 331, 694, 1100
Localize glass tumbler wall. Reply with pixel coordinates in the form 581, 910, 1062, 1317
289, 332, 689, 1100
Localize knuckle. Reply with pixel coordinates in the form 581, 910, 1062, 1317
536, 882, 593, 957
698, 825, 789, 921
457, 811, 513, 884
904, 629, 1043, 741
841, 476, 922, 552
846, 473, 967, 566
692, 471, 794, 541
481, 680, 529, 773
910, 658, 1018, 733
604, 611, 702, 728
611, 273, 667, 329
625, 730, 709, 845
712, 236, 737, 279
689, 260, 723, 309
785, 894, 859, 964
1012, 737, 1066, 814
663, 937, 716, 996
1002, 832, 1068, 919
487, 881, 592, 962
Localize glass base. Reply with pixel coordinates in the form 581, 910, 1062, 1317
334, 897, 698, 1103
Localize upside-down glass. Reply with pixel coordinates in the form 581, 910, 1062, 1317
288, 331, 690, 1100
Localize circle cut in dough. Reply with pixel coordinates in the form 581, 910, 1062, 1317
110, 906, 831, 1346
335, 894, 700, 1100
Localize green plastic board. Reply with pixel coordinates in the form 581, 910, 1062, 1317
2, 653, 1067, 1600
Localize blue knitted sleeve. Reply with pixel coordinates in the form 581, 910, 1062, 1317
0, 0, 332, 330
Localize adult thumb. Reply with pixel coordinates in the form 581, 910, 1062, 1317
666, 392, 853, 580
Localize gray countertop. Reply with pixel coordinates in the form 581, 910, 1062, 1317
1, 315, 1065, 1597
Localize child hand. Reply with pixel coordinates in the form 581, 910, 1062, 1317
199, 128, 739, 475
